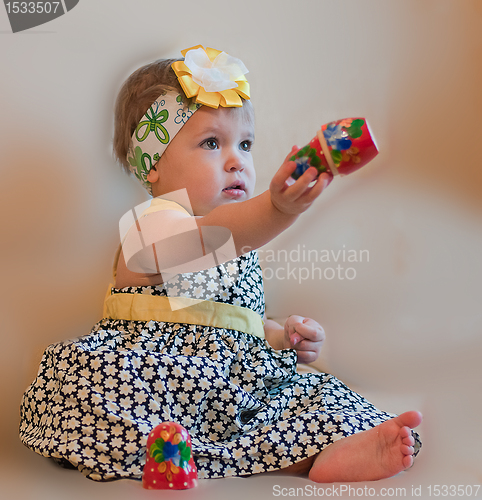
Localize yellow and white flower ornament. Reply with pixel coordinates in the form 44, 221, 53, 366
172, 45, 250, 108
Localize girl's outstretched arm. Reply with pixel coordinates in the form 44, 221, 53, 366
122, 153, 330, 276
198, 155, 330, 256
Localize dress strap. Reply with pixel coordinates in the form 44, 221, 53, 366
112, 243, 122, 281
103, 287, 265, 339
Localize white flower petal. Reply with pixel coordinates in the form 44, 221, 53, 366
184, 48, 248, 93
212, 51, 248, 80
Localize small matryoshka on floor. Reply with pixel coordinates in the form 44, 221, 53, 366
143, 422, 198, 490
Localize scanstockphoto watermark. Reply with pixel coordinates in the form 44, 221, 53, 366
273, 484, 482, 497
242, 244, 370, 283
273, 484, 404, 497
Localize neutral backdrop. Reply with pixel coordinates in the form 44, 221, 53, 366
1, 1, 481, 499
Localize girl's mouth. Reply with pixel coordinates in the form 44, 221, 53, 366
222, 180, 246, 197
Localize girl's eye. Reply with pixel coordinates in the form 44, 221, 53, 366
240, 140, 253, 152
201, 138, 219, 150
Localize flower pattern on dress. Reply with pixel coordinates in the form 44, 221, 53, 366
19, 250, 421, 481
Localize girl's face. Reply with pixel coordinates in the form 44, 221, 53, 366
151, 105, 256, 216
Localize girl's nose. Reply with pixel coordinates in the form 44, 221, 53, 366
224, 149, 244, 172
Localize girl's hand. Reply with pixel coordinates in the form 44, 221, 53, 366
284, 315, 325, 364
269, 146, 332, 216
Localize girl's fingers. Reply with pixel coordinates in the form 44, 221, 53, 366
270, 159, 298, 191
289, 332, 304, 346
296, 350, 319, 364
292, 322, 325, 343
271, 146, 302, 191
298, 172, 331, 202
271, 150, 332, 213
295, 338, 323, 352
282, 167, 319, 201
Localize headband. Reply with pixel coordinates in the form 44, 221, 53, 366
127, 45, 250, 194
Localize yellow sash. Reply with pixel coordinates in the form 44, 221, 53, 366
103, 287, 265, 339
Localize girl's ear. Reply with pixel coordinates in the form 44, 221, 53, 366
146, 163, 160, 184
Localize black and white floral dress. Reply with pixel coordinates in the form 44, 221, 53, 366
19, 249, 421, 481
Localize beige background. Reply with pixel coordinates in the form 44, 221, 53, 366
1, 0, 481, 498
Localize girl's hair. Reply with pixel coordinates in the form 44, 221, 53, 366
113, 58, 254, 173
113, 58, 185, 172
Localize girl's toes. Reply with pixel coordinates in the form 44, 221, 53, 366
401, 444, 414, 456
402, 434, 415, 447
402, 454, 414, 470
399, 426, 412, 439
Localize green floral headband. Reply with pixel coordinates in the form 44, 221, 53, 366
127, 92, 200, 194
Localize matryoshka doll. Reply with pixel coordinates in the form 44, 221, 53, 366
290, 117, 379, 180
143, 422, 198, 490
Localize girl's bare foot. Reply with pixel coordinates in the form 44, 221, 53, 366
308, 411, 422, 483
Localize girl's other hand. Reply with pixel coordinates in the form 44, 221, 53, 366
284, 315, 325, 364
269, 146, 332, 216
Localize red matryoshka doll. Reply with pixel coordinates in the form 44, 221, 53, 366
143, 422, 198, 490
290, 117, 379, 180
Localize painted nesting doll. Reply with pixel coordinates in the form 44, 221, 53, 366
143, 422, 198, 490
290, 118, 379, 180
